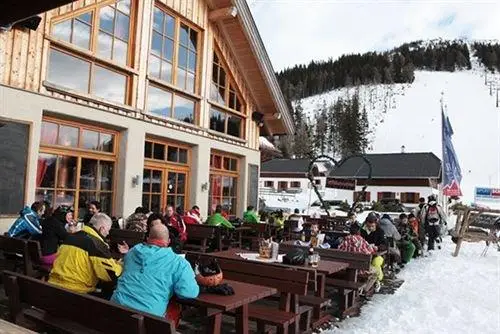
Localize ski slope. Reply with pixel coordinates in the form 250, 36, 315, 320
322, 237, 500, 334
300, 66, 500, 205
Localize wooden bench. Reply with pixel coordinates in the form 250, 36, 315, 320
2, 270, 175, 334
283, 220, 302, 241
184, 225, 222, 252
0, 236, 48, 279
186, 252, 313, 334
280, 242, 374, 316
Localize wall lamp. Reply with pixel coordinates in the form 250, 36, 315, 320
201, 182, 209, 192
132, 175, 141, 187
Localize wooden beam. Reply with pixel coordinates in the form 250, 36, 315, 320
208, 6, 237, 22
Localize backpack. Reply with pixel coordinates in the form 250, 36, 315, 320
425, 204, 441, 224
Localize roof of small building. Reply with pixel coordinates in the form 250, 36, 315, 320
329, 152, 442, 179
261, 159, 312, 174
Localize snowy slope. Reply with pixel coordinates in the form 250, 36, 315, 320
323, 237, 500, 334
299, 62, 500, 204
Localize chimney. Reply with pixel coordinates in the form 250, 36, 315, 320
401, 145, 406, 153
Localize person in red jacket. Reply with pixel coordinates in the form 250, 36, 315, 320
183, 206, 202, 225
164, 205, 187, 242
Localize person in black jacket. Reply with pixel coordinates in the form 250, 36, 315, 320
40, 205, 74, 267
361, 212, 387, 249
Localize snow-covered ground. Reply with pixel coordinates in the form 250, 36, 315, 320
323, 237, 500, 334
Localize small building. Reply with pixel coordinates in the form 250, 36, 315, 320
260, 158, 329, 193
0, 0, 294, 230
327, 152, 442, 208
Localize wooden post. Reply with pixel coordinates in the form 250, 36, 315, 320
453, 209, 471, 257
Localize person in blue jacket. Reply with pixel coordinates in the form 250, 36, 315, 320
111, 223, 199, 327
7, 201, 45, 238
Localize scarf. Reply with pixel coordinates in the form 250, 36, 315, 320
146, 238, 169, 248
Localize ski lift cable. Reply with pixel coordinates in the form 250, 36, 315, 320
307, 153, 373, 217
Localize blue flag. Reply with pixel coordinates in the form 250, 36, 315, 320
442, 111, 462, 196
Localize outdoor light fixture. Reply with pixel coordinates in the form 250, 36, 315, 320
273, 112, 282, 120
131, 175, 141, 187
201, 182, 209, 191
252, 111, 264, 127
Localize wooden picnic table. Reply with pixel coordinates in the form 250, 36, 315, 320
0, 319, 37, 333
178, 279, 276, 334
210, 248, 349, 298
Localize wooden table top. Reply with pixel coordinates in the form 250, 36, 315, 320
179, 279, 277, 312
211, 248, 349, 275
0, 319, 36, 333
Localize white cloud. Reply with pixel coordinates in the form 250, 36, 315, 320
247, 0, 500, 70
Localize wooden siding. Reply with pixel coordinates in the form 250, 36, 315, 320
0, 0, 261, 150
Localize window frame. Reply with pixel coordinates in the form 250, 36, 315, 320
146, 83, 198, 125
400, 192, 420, 204
37, 117, 119, 218
49, 0, 136, 68
147, 4, 203, 95
353, 191, 371, 202
47, 0, 135, 105
290, 181, 301, 188
209, 106, 245, 139
264, 181, 274, 188
209, 151, 239, 215
143, 138, 191, 213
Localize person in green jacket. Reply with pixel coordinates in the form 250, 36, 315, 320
206, 205, 234, 229
243, 206, 259, 224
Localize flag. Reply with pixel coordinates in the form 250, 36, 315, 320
442, 111, 462, 196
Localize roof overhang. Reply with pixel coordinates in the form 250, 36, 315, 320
208, 0, 294, 135
0, 0, 76, 27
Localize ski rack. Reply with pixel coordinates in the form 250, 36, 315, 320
307, 154, 373, 217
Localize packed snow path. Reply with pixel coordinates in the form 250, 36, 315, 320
324, 237, 500, 334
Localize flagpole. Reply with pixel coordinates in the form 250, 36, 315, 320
440, 93, 448, 213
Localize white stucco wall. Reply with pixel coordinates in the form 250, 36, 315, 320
0, 85, 260, 232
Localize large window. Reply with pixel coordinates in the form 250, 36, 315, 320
142, 140, 190, 213
209, 152, 238, 215
278, 181, 288, 192
209, 50, 245, 138
353, 191, 371, 202
149, 6, 199, 93
147, 84, 195, 124
48, 0, 132, 104
36, 119, 117, 219
264, 181, 274, 188
209, 107, 243, 138
400, 192, 420, 204
0, 121, 29, 215
290, 181, 301, 188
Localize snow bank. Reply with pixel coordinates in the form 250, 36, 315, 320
324, 237, 500, 334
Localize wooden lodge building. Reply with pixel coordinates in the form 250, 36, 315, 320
0, 0, 294, 229
328, 152, 442, 208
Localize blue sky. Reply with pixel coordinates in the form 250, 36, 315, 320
247, 0, 500, 70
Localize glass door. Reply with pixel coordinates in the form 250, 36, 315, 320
166, 171, 187, 213
142, 168, 163, 213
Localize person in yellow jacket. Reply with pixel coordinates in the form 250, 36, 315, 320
49, 213, 128, 295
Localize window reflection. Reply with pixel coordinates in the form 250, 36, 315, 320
80, 158, 98, 190
48, 49, 90, 93
58, 125, 79, 147
56, 156, 77, 189
81, 129, 99, 150
92, 66, 126, 104
209, 108, 226, 133
148, 85, 172, 118
41, 122, 58, 145
174, 95, 194, 123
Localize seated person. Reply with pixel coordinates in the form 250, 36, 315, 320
339, 223, 384, 291
243, 206, 259, 224
148, 213, 182, 254
206, 205, 234, 229
183, 206, 203, 225
165, 205, 187, 242
83, 200, 101, 225
398, 213, 419, 261
378, 214, 402, 264
361, 212, 386, 249
111, 224, 199, 328
288, 208, 304, 232
7, 201, 45, 239
126, 207, 149, 232
48, 213, 127, 295
40, 205, 75, 267
346, 212, 358, 227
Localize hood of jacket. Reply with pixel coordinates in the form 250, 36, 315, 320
19, 206, 36, 217
126, 243, 176, 271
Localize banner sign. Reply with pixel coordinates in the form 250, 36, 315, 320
325, 178, 356, 190
442, 111, 463, 196
475, 187, 500, 202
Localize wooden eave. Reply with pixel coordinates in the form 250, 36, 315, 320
0, 0, 76, 26
208, 0, 294, 136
